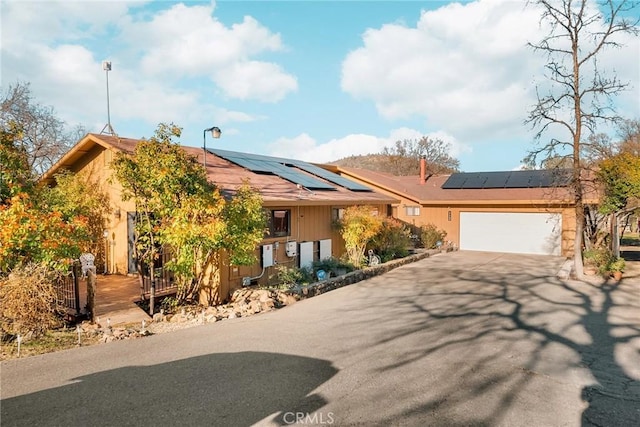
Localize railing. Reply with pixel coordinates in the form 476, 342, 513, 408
140, 251, 177, 297
56, 261, 81, 315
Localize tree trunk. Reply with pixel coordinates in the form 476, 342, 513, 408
573, 201, 585, 279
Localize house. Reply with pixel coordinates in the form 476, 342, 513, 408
321, 158, 597, 257
41, 133, 397, 303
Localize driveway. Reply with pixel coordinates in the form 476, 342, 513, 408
2, 251, 639, 426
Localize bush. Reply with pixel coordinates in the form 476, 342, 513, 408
312, 257, 356, 276
0, 263, 66, 338
337, 205, 384, 267
420, 224, 447, 249
583, 247, 610, 270
584, 247, 626, 276
607, 256, 626, 273
269, 265, 314, 289
368, 218, 411, 262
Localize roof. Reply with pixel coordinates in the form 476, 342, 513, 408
325, 165, 597, 206
41, 133, 397, 206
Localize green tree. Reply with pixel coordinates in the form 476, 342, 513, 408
0, 193, 87, 272
526, 0, 639, 277
111, 123, 266, 305
1, 122, 33, 202
338, 205, 383, 267
598, 152, 640, 216
42, 170, 111, 259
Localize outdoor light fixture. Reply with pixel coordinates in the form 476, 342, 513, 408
203, 126, 222, 170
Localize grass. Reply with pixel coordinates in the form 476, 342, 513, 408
1, 328, 102, 360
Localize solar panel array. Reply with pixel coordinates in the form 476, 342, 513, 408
441, 169, 571, 189
208, 148, 372, 192
293, 162, 372, 191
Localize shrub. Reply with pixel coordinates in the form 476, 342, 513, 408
337, 205, 384, 267
312, 257, 356, 276
583, 247, 610, 270
159, 296, 180, 313
269, 265, 314, 289
605, 256, 626, 274
0, 263, 66, 338
420, 224, 447, 249
368, 218, 411, 262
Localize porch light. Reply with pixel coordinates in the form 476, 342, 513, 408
203, 126, 222, 170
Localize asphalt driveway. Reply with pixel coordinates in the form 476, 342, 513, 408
2, 251, 639, 426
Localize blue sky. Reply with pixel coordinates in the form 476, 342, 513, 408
2, 0, 638, 172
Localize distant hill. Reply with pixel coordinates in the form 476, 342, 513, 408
330, 153, 457, 176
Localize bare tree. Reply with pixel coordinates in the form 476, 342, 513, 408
382, 137, 460, 175
617, 118, 640, 155
0, 82, 83, 176
526, 0, 639, 277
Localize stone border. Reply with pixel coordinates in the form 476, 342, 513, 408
74, 249, 447, 345
291, 249, 441, 300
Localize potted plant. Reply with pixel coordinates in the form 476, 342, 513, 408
607, 257, 625, 280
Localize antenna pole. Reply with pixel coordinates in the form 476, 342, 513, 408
100, 61, 116, 135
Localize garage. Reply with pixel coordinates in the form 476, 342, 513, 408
459, 212, 562, 255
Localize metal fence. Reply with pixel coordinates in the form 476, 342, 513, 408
56, 261, 81, 316
140, 251, 177, 297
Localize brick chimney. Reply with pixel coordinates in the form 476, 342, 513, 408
420, 157, 427, 184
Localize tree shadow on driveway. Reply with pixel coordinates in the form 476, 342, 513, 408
334, 253, 640, 426
0, 351, 338, 427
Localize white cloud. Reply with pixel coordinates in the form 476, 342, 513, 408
341, 0, 639, 142
122, 4, 297, 101
1, 1, 296, 135
268, 128, 470, 163
214, 61, 298, 102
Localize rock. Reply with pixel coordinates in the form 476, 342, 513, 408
152, 312, 164, 322
278, 293, 298, 306
260, 299, 275, 311
169, 314, 187, 323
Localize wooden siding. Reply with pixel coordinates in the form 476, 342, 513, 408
335, 172, 576, 257
221, 203, 386, 300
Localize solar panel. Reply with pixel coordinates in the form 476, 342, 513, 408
209, 149, 337, 190
462, 173, 487, 189
505, 171, 532, 188
294, 163, 372, 191
277, 171, 336, 190
541, 169, 572, 187
224, 156, 273, 173
528, 171, 544, 187
441, 173, 467, 189
482, 171, 510, 188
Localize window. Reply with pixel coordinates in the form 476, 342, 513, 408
268, 209, 291, 237
405, 206, 421, 216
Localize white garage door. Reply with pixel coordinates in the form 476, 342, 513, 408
460, 212, 562, 255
